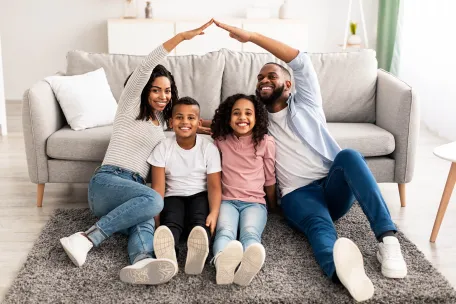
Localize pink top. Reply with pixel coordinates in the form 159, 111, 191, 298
215, 134, 276, 204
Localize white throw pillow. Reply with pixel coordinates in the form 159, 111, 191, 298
45, 68, 117, 131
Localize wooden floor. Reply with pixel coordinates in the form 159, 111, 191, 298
1, 101, 455, 300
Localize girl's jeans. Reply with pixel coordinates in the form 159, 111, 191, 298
213, 200, 267, 255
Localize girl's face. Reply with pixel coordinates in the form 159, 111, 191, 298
230, 98, 256, 137
148, 76, 172, 113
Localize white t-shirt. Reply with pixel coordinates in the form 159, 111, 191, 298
147, 135, 221, 197
268, 107, 328, 197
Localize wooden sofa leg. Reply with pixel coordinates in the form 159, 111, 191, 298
37, 184, 45, 207
398, 183, 406, 207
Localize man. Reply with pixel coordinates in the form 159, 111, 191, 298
214, 20, 407, 302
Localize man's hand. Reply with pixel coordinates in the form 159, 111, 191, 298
180, 19, 214, 41
205, 212, 218, 236
214, 19, 252, 43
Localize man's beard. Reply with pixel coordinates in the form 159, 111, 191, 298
256, 84, 285, 106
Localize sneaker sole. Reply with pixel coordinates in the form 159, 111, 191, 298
376, 251, 407, 279
233, 244, 265, 286
216, 241, 243, 285
60, 238, 83, 267
120, 259, 176, 285
185, 226, 209, 275
154, 226, 178, 265
334, 238, 374, 302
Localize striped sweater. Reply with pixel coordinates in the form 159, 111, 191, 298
102, 45, 169, 179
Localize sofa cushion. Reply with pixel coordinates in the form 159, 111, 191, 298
47, 123, 394, 162
221, 49, 377, 123
47, 125, 112, 161
327, 123, 395, 157
66, 50, 225, 120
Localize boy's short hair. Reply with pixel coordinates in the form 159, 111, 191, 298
172, 96, 200, 115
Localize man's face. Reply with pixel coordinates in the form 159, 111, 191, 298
255, 64, 286, 106
169, 104, 201, 139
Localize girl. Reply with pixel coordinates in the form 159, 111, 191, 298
211, 93, 276, 286
59, 19, 213, 285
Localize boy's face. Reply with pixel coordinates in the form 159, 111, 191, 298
169, 104, 201, 139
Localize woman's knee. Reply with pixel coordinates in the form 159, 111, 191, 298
142, 191, 164, 218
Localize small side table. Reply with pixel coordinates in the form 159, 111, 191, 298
430, 141, 456, 242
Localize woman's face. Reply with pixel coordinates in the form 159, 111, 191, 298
148, 76, 172, 113
230, 98, 256, 137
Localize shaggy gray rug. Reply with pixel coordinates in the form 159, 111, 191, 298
3, 204, 456, 304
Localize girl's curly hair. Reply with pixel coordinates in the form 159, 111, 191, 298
124, 64, 179, 123
211, 94, 269, 152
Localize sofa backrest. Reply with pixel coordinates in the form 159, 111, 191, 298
66, 50, 225, 120
222, 48, 378, 123
66, 48, 377, 123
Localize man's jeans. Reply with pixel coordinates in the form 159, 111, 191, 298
86, 165, 164, 264
213, 200, 267, 255
280, 149, 397, 278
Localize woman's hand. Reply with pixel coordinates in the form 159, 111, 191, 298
214, 19, 252, 43
180, 19, 214, 41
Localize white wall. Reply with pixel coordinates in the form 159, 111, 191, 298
0, 0, 378, 100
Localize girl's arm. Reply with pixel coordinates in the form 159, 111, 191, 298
263, 136, 277, 210
151, 165, 166, 227
118, 19, 214, 116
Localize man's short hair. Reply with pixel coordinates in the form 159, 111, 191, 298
264, 62, 291, 80
172, 96, 200, 114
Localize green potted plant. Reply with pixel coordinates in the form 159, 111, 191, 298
347, 21, 362, 46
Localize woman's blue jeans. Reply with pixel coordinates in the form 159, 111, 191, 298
86, 165, 164, 264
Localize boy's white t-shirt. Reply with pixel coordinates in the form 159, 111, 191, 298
147, 135, 221, 197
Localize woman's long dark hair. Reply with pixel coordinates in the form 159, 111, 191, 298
211, 94, 269, 152
124, 64, 179, 123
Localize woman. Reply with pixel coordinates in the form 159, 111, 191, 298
59, 19, 214, 285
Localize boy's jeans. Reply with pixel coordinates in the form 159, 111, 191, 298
280, 149, 397, 278
86, 165, 164, 264
213, 200, 267, 255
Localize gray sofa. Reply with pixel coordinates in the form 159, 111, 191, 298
22, 48, 419, 207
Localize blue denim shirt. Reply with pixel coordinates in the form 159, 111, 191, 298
285, 51, 342, 167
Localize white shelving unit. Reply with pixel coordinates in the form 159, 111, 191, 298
0, 36, 7, 136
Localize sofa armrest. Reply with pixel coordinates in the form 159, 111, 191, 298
22, 80, 65, 184
376, 69, 420, 183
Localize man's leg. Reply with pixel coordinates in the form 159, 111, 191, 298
324, 149, 397, 237
184, 192, 210, 275
324, 149, 407, 279
280, 183, 338, 278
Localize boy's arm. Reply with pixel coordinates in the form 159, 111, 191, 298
206, 172, 221, 236
151, 165, 166, 227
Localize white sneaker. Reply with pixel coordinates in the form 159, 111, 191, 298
185, 226, 209, 275
377, 236, 407, 279
153, 226, 178, 266
60, 232, 93, 267
215, 240, 243, 285
334, 238, 374, 302
119, 258, 177, 285
233, 243, 266, 286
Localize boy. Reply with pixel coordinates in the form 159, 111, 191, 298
147, 97, 222, 276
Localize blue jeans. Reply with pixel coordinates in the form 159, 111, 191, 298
86, 165, 164, 264
213, 200, 267, 255
280, 149, 397, 278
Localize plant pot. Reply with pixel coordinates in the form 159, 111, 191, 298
279, 0, 292, 19
347, 34, 362, 45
